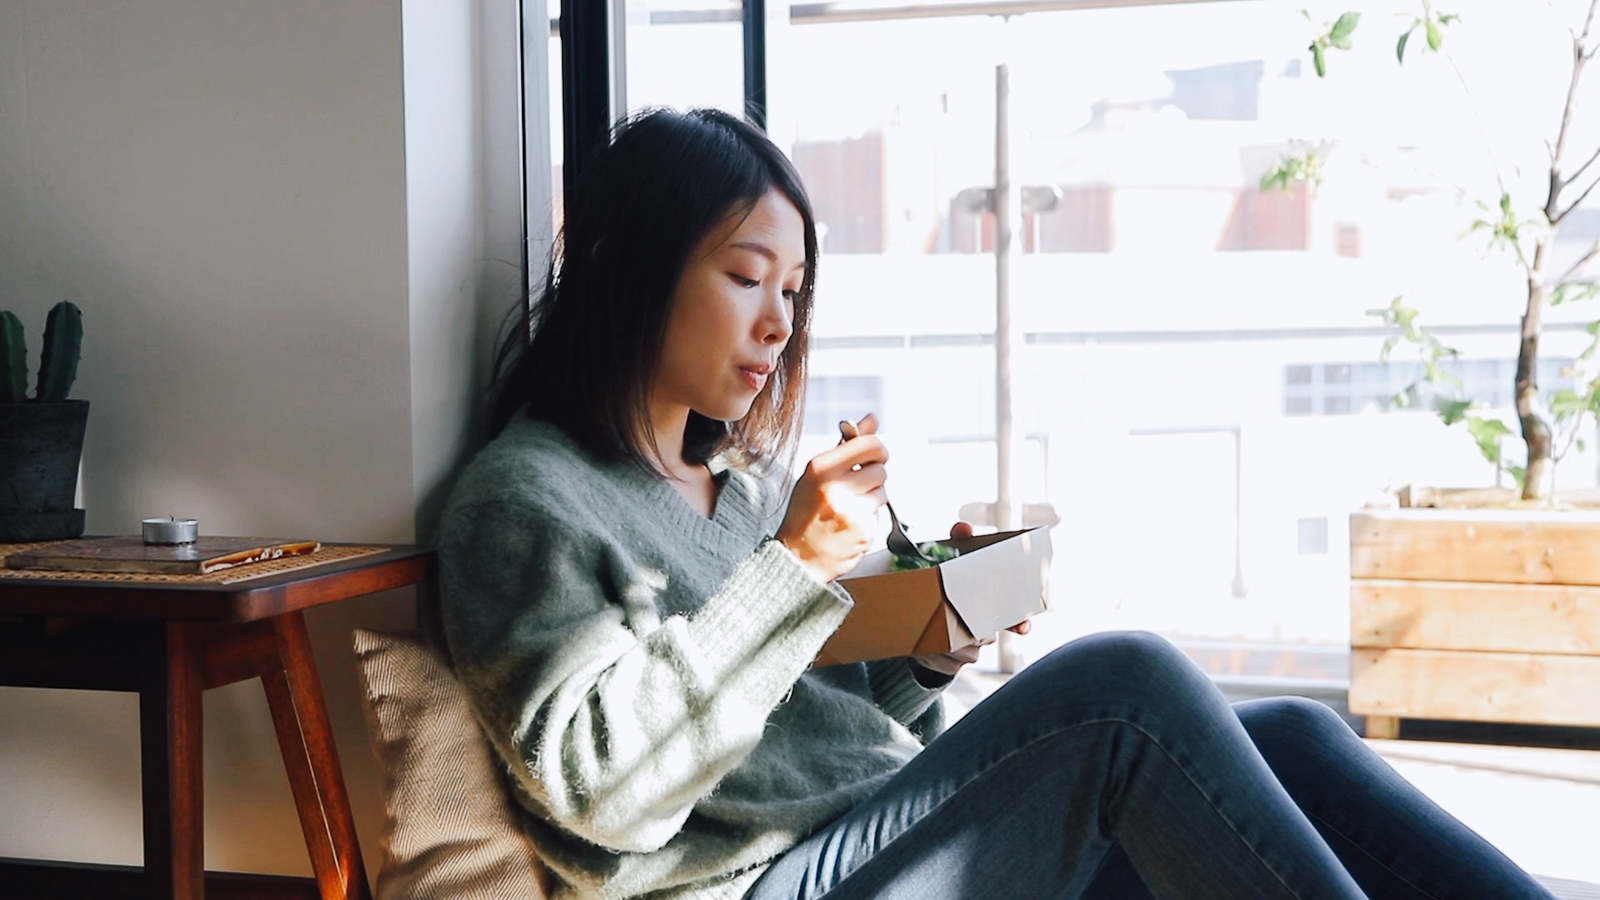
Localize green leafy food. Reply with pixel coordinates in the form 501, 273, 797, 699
888, 541, 960, 572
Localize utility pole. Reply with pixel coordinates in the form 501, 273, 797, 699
994, 63, 1025, 674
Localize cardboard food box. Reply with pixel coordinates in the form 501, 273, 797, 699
816, 526, 1053, 667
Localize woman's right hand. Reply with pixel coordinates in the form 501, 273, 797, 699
776, 414, 888, 583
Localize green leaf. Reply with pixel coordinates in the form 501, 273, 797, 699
1580, 438, 1588, 453
1379, 334, 1400, 363
1434, 398, 1472, 425
1551, 281, 1600, 306
1423, 360, 1462, 388
1465, 416, 1511, 464
1425, 18, 1442, 50
1330, 11, 1361, 41
1397, 29, 1412, 63
1511, 466, 1527, 491
1312, 42, 1327, 78
1551, 388, 1585, 420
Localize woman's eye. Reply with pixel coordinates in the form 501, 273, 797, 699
782, 289, 800, 303
731, 274, 760, 288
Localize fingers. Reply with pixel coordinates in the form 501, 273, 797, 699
949, 521, 974, 540
817, 465, 887, 522
840, 462, 887, 493
810, 433, 888, 475
1007, 620, 1032, 635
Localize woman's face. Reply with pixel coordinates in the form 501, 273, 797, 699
655, 188, 806, 424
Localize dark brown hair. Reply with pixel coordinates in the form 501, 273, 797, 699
489, 108, 818, 472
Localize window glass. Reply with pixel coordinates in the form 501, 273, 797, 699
546, 1, 564, 235
756, 0, 1600, 666
624, 1, 745, 117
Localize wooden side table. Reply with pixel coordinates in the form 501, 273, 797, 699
0, 542, 435, 900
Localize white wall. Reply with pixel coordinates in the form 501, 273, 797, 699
0, 0, 527, 876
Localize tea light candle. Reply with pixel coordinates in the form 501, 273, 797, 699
142, 517, 199, 545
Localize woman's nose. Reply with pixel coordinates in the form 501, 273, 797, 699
760, 291, 793, 345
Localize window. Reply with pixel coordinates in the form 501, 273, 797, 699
1284, 359, 1577, 417
548, 0, 1600, 670
803, 376, 884, 436
1298, 517, 1329, 556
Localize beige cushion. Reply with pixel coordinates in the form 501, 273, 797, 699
353, 627, 548, 900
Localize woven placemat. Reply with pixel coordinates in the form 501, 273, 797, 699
0, 543, 390, 585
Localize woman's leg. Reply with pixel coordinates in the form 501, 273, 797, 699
1234, 696, 1555, 900
743, 631, 1368, 900
1082, 698, 1557, 900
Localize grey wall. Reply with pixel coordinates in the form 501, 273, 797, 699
0, 0, 528, 875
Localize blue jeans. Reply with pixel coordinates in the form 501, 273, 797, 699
744, 631, 1554, 900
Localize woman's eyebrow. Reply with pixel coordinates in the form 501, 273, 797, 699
728, 240, 777, 261
729, 240, 805, 272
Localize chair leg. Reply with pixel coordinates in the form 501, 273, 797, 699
141, 621, 206, 900
263, 612, 372, 900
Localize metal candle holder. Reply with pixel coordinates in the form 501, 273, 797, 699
142, 517, 199, 545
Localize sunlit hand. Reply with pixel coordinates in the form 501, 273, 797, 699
776, 414, 888, 583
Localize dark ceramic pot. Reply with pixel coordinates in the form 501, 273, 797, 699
0, 400, 89, 542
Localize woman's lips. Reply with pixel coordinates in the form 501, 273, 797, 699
739, 364, 773, 391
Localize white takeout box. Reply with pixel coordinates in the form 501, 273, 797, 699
816, 527, 1053, 667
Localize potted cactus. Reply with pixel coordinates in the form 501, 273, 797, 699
0, 302, 88, 542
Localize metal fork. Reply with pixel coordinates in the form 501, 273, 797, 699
838, 420, 937, 565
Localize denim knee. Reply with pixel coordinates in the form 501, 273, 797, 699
1234, 696, 1352, 749
1032, 631, 1210, 710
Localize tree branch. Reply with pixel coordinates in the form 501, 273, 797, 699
1559, 237, 1600, 285
1557, 170, 1600, 225
1549, 0, 1600, 220
1564, 143, 1600, 192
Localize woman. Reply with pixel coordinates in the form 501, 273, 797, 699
437, 108, 1554, 900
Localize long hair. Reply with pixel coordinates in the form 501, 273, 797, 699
489, 108, 818, 472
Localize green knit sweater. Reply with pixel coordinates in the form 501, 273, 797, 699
438, 415, 946, 900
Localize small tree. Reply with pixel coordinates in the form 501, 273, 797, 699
1274, 1, 1600, 501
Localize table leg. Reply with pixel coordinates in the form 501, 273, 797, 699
140, 621, 206, 900
263, 612, 371, 900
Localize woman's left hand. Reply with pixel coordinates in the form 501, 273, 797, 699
907, 521, 1034, 678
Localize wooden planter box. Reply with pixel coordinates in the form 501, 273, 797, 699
1349, 501, 1600, 738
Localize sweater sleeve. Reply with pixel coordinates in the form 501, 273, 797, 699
439, 496, 851, 855
865, 658, 948, 725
